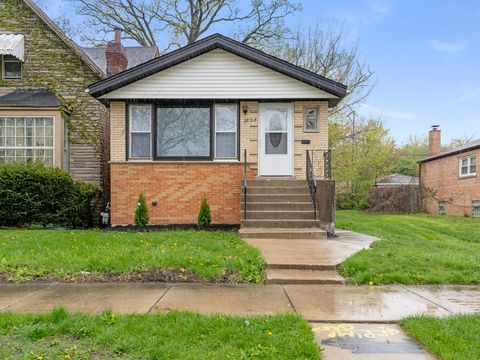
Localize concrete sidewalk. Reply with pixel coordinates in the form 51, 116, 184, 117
1, 283, 479, 321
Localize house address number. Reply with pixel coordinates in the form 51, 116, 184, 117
243, 117, 257, 124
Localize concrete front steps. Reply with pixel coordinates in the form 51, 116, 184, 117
240, 178, 340, 284
267, 269, 345, 285
239, 227, 326, 240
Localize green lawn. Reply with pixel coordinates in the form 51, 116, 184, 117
337, 210, 480, 285
401, 314, 480, 360
0, 309, 320, 360
0, 230, 266, 283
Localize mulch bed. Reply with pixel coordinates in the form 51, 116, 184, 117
104, 224, 240, 232
0, 269, 240, 284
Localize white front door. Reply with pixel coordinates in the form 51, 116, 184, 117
258, 103, 294, 176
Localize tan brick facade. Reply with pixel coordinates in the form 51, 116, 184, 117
421, 149, 480, 216
110, 101, 126, 162
109, 100, 329, 224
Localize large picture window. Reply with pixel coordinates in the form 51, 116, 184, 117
129, 105, 151, 158
156, 107, 210, 158
0, 116, 54, 165
215, 104, 237, 158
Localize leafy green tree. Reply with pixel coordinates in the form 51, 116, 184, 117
134, 193, 149, 226
329, 115, 397, 209
197, 196, 211, 226
390, 135, 429, 176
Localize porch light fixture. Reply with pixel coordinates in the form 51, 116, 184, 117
242, 104, 248, 115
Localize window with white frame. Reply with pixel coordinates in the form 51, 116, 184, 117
215, 104, 237, 158
438, 201, 446, 215
2, 55, 22, 79
472, 200, 480, 218
459, 155, 476, 177
0, 116, 54, 165
129, 105, 151, 158
304, 107, 318, 132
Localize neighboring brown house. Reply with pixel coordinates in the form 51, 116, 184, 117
88, 34, 346, 226
0, 0, 157, 207
419, 126, 479, 217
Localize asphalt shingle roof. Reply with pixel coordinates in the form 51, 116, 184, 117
419, 139, 480, 163
81, 46, 159, 75
0, 89, 61, 108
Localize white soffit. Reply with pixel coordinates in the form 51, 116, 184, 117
0, 34, 25, 61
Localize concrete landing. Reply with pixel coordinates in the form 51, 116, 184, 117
267, 269, 345, 284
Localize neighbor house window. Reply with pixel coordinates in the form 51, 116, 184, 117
156, 106, 210, 158
129, 105, 152, 158
2, 55, 22, 79
459, 155, 476, 177
215, 104, 237, 158
438, 201, 446, 215
304, 107, 318, 132
472, 200, 480, 218
0, 116, 54, 165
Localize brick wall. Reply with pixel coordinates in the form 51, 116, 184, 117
110, 162, 255, 225
110, 101, 126, 162
421, 149, 480, 216
238, 100, 329, 179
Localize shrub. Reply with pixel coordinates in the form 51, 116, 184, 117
0, 162, 100, 227
197, 196, 211, 226
134, 193, 149, 226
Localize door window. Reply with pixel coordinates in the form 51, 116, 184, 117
265, 109, 288, 155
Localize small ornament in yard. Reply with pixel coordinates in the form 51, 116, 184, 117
135, 193, 149, 226
197, 196, 211, 226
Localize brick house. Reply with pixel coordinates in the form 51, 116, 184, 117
0, 0, 157, 206
419, 126, 479, 217
88, 34, 346, 227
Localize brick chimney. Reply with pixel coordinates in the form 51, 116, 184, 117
105, 28, 128, 75
429, 125, 442, 156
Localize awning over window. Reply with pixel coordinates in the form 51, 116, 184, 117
0, 34, 25, 61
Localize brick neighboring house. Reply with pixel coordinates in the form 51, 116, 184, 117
0, 0, 157, 208
88, 34, 347, 226
419, 126, 479, 217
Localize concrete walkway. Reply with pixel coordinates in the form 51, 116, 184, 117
243, 229, 378, 284
1, 283, 479, 320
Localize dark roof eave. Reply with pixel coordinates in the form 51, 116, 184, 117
418, 145, 480, 163
88, 34, 347, 99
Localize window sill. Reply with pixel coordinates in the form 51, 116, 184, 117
111, 159, 241, 165
458, 174, 477, 179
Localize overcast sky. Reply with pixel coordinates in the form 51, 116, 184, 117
39, 0, 480, 145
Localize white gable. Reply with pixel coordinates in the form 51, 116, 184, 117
100, 49, 337, 99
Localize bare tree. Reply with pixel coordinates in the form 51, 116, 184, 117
274, 23, 374, 113
74, 0, 300, 49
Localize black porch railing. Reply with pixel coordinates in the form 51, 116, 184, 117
243, 149, 247, 220
307, 149, 332, 180
306, 150, 317, 220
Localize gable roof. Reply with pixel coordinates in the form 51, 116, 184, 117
81, 46, 159, 75
0, 89, 61, 108
22, 0, 105, 78
419, 139, 480, 163
375, 173, 419, 186
88, 34, 347, 102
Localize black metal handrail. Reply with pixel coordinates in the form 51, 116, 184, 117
243, 149, 247, 220
306, 150, 317, 220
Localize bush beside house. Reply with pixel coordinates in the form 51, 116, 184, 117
0, 163, 100, 228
